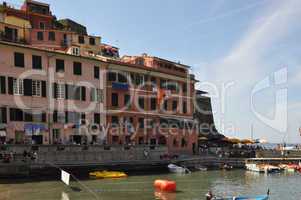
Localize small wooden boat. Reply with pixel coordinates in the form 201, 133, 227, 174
89, 171, 127, 179
195, 164, 207, 171
168, 164, 187, 173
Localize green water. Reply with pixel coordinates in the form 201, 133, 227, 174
0, 170, 300, 200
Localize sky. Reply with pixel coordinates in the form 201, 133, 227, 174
3, 0, 301, 143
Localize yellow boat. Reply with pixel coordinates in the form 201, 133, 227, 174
89, 171, 127, 179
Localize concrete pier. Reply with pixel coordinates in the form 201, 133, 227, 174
0, 145, 169, 177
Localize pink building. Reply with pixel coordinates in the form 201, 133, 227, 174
0, 0, 199, 154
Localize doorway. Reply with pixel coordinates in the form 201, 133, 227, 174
32, 135, 43, 145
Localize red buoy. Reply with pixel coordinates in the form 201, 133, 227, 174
154, 180, 176, 192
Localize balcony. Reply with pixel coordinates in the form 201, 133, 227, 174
0, 31, 27, 44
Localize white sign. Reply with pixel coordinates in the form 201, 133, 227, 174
61, 170, 70, 186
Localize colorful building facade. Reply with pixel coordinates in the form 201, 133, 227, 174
0, 0, 198, 154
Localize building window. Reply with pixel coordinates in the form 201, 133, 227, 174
32, 55, 42, 69
94, 113, 100, 124
138, 97, 144, 109
90, 88, 103, 102
9, 108, 23, 121
138, 118, 144, 128
72, 86, 85, 101
183, 101, 187, 114
89, 37, 96, 45
111, 93, 118, 107
37, 31, 44, 41
32, 80, 42, 97
52, 129, 60, 142
117, 72, 128, 83
151, 77, 156, 86
72, 47, 80, 56
73, 62, 82, 75
151, 98, 156, 111
172, 100, 178, 112
56, 59, 65, 72
108, 72, 116, 82
0, 107, 7, 123
14, 52, 24, 67
135, 74, 144, 85
65, 112, 81, 124
39, 22, 45, 29
94, 66, 100, 79
163, 100, 168, 111
160, 79, 167, 89
124, 94, 130, 106
78, 35, 85, 44
111, 116, 119, 125
183, 83, 187, 93
48, 31, 55, 41
0, 76, 6, 94
4, 26, 18, 41
13, 78, 24, 95
57, 83, 65, 99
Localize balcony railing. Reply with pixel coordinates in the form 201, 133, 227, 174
0, 32, 28, 44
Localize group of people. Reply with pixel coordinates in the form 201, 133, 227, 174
0, 151, 14, 163
22, 150, 38, 162
0, 150, 39, 163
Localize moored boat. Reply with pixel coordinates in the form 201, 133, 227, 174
246, 163, 281, 173
262, 164, 281, 173
168, 164, 187, 173
216, 195, 269, 200
89, 171, 127, 179
215, 189, 270, 200
246, 163, 265, 173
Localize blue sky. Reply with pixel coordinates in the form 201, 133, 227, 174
4, 0, 301, 143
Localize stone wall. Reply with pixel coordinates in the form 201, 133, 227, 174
0, 145, 167, 168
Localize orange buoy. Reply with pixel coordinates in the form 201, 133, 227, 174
154, 180, 176, 192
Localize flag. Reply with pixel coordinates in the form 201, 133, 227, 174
61, 170, 70, 186
157, 89, 165, 105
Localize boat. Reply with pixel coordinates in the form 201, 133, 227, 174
279, 164, 300, 172
262, 164, 281, 173
195, 165, 207, 171
168, 164, 187, 173
89, 171, 127, 179
246, 163, 281, 173
216, 195, 269, 200
246, 164, 265, 173
221, 164, 233, 170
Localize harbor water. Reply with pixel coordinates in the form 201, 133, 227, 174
0, 170, 300, 200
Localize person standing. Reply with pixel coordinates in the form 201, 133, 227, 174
206, 191, 213, 200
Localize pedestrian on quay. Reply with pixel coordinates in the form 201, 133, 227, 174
205, 190, 213, 200
22, 150, 27, 162
9, 151, 14, 162
33, 152, 38, 162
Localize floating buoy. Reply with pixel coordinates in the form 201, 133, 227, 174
154, 180, 176, 192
